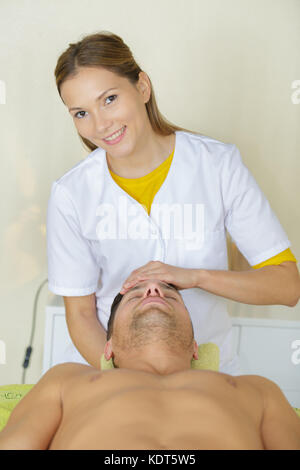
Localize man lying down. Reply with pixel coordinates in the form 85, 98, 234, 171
1, 280, 300, 450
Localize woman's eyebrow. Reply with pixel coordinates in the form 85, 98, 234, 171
68, 87, 118, 111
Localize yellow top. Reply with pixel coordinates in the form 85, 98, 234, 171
109, 149, 297, 269
109, 148, 174, 215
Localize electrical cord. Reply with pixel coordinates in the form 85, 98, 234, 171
21, 278, 48, 384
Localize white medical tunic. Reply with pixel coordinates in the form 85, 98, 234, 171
47, 131, 291, 374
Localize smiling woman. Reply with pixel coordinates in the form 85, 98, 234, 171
55, 31, 199, 155
47, 30, 299, 374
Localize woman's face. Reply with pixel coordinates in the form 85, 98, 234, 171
60, 66, 151, 156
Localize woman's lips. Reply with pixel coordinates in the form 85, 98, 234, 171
103, 126, 127, 145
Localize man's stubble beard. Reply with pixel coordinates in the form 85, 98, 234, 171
114, 306, 192, 352
130, 307, 177, 348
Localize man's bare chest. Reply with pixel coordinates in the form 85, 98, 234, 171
50, 369, 264, 449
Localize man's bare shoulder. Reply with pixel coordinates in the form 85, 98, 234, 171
190, 370, 270, 391
234, 374, 292, 404
236, 375, 300, 449
233, 374, 273, 391
235, 374, 278, 389
43, 362, 96, 384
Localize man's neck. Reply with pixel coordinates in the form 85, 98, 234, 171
116, 350, 191, 375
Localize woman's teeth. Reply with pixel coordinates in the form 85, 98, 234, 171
104, 126, 126, 141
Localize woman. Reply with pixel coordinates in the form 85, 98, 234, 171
47, 31, 299, 374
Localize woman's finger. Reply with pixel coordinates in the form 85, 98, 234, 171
120, 271, 164, 293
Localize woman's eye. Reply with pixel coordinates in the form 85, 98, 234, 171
105, 95, 117, 105
73, 95, 117, 119
74, 111, 86, 119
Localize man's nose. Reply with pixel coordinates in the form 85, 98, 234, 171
143, 282, 164, 298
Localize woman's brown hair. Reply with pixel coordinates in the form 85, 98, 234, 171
54, 31, 201, 152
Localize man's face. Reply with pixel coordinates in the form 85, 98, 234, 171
107, 279, 195, 362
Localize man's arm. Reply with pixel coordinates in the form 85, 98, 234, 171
253, 375, 300, 450
0, 364, 65, 450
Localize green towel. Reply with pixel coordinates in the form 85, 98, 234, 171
0, 384, 34, 432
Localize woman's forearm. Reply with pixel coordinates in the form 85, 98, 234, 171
66, 312, 107, 369
194, 264, 299, 306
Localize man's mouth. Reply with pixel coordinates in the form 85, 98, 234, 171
141, 297, 167, 307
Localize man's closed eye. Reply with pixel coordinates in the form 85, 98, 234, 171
129, 294, 177, 301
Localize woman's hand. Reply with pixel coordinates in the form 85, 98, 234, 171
119, 261, 198, 294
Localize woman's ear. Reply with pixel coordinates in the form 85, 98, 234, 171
104, 340, 114, 360
137, 71, 151, 104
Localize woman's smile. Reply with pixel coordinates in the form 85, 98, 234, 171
103, 125, 127, 145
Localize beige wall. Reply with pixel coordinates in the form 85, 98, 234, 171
0, 0, 299, 385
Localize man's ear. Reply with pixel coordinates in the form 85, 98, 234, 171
192, 340, 199, 360
104, 339, 114, 360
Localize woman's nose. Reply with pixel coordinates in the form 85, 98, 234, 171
93, 111, 113, 136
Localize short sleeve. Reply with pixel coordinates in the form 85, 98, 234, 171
222, 145, 291, 266
252, 248, 297, 269
46, 181, 100, 296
